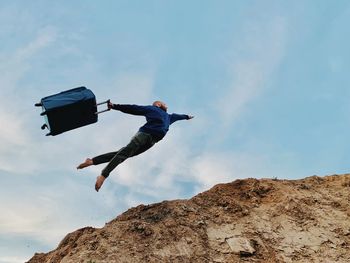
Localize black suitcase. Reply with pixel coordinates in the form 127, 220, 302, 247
35, 87, 109, 136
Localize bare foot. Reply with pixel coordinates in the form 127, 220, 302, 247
95, 175, 106, 192
77, 158, 93, 169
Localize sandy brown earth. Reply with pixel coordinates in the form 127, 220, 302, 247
27, 174, 350, 263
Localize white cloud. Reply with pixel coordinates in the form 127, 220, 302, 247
0, 176, 120, 248
13, 27, 57, 63
108, 131, 191, 199
217, 15, 287, 127
111, 71, 156, 103
0, 109, 28, 146
189, 153, 237, 191
0, 27, 57, 96
0, 256, 28, 263
0, 26, 58, 174
0, 199, 47, 236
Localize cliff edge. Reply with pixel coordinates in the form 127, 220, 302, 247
27, 174, 350, 263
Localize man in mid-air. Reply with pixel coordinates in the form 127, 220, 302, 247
77, 100, 194, 192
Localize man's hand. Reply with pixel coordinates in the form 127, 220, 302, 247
95, 175, 106, 192
188, 115, 194, 120
107, 101, 114, 110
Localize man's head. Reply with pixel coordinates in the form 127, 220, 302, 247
153, 101, 168, 111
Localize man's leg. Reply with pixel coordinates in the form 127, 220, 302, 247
77, 132, 155, 171
101, 132, 155, 178
77, 151, 118, 169
95, 132, 155, 192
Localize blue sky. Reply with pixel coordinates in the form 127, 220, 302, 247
1, 0, 350, 262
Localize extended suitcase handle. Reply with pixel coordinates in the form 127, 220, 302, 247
95, 99, 111, 114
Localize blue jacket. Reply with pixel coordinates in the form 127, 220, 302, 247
112, 104, 189, 141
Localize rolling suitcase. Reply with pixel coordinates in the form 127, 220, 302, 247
35, 87, 109, 136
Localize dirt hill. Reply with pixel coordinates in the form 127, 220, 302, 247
27, 174, 350, 263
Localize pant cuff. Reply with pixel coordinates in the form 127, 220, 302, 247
101, 171, 109, 178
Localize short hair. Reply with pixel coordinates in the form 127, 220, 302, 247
153, 101, 164, 106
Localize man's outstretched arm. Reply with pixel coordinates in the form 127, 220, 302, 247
170, 113, 194, 124
108, 101, 150, 116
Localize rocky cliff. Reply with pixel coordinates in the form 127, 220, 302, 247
27, 174, 350, 263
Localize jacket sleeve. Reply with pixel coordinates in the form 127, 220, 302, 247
170, 113, 189, 124
111, 104, 150, 116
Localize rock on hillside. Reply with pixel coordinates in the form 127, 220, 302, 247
27, 174, 350, 263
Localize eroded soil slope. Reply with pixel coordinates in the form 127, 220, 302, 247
28, 174, 350, 263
